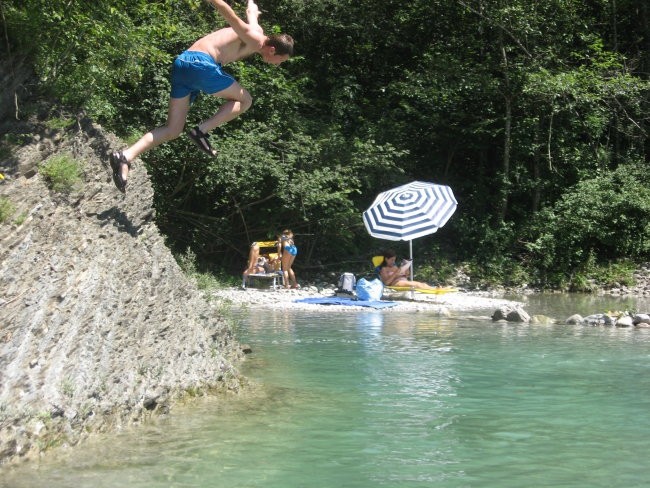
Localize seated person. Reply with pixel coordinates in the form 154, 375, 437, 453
243, 242, 270, 278
377, 249, 437, 290
243, 241, 281, 279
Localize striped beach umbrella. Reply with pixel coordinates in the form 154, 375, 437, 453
363, 181, 457, 281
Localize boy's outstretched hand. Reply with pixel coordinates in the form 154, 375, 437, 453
245, 0, 261, 29
247, 0, 259, 16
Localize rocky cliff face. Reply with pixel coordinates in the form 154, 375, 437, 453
0, 114, 243, 465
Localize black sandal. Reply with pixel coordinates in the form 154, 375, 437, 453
188, 126, 217, 157
109, 151, 131, 193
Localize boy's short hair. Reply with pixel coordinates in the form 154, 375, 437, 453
266, 34, 294, 56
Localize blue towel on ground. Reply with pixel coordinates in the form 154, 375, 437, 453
294, 297, 398, 309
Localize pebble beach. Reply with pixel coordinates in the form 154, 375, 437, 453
210, 285, 525, 315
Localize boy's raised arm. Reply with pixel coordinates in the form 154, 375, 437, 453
246, 0, 263, 32
208, 0, 265, 48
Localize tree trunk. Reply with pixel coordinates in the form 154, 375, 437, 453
497, 40, 512, 224
610, 0, 618, 52
531, 117, 543, 213
641, 2, 650, 161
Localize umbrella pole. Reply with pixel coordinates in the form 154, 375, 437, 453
409, 240, 414, 282
409, 240, 414, 300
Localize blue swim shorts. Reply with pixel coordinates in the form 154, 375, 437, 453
170, 51, 236, 104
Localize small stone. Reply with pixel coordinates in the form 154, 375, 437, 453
492, 305, 530, 322
506, 307, 530, 322
615, 316, 634, 327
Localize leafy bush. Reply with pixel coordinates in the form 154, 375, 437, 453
194, 271, 238, 291
175, 247, 198, 275
524, 162, 650, 285
0, 197, 15, 223
39, 153, 84, 193
598, 261, 636, 287
174, 247, 237, 290
524, 164, 650, 290
416, 257, 459, 285
568, 255, 636, 292
467, 256, 532, 289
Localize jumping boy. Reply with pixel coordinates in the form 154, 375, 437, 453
109, 0, 294, 192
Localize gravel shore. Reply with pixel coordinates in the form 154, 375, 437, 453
210, 285, 524, 315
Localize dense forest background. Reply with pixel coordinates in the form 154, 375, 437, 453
2, 0, 648, 289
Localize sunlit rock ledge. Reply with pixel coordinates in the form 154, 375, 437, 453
0, 117, 244, 466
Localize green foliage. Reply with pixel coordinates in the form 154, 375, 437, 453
13, 212, 27, 226
0, 197, 16, 223
39, 153, 84, 193
416, 258, 458, 286
150, 112, 404, 268
567, 253, 636, 293
3, 0, 648, 286
0, 144, 11, 161
60, 378, 75, 398
175, 247, 199, 275
2, 132, 31, 146
44, 117, 75, 130
2, 0, 208, 119
523, 162, 650, 286
596, 261, 636, 288
467, 257, 532, 290
194, 271, 237, 291
174, 247, 237, 289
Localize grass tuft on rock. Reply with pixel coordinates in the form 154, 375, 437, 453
0, 197, 15, 223
39, 153, 84, 194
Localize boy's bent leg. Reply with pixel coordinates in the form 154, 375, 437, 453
199, 82, 253, 133
123, 96, 191, 164
108, 96, 191, 191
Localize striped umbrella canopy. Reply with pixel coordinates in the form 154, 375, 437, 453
363, 181, 457, 241
363, 181, 458, 283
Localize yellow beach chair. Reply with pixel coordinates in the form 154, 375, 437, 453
243, 240, 284, 289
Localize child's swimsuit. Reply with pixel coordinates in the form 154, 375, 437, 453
282, 236, 298, 256
170, 51, 235, 104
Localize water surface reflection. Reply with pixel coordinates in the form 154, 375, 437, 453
3, 294, 650, 487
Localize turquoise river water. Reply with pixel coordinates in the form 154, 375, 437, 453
3, 293, 650, 487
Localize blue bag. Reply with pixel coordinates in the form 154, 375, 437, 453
355, 278, 384, 301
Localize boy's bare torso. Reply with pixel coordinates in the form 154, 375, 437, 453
189, 28, 260, 65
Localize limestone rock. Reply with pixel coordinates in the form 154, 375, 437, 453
565, 314, 583, 325
491, 305, 530, 322
0, 116, 243, 465
615, 315, 634, 327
